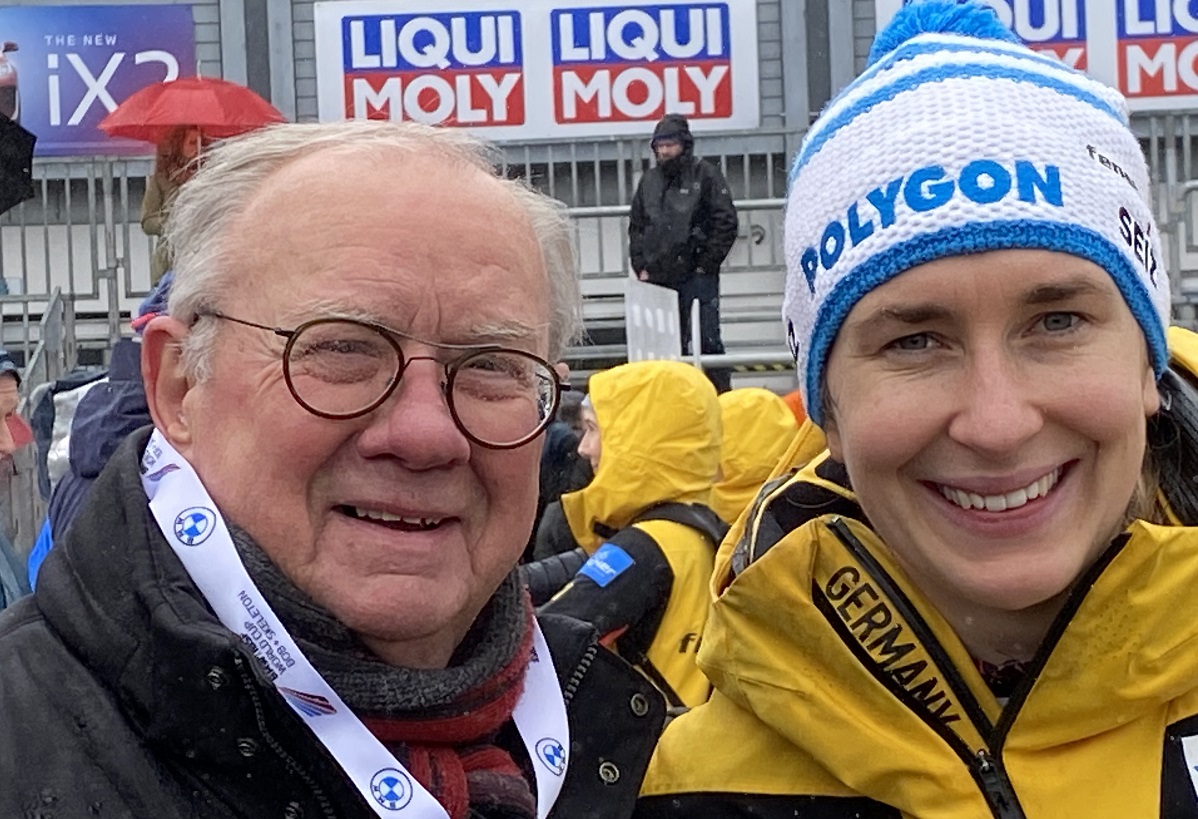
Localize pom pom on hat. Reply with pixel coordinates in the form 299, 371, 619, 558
783, 0, 1168, 426
867, 0, 1018, 66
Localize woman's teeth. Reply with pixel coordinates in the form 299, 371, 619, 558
938, 467, 1062, 512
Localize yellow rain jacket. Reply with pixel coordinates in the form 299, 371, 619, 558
710, 389, 799, 525
556, 361, 722, 707
636, 327, 1198, 818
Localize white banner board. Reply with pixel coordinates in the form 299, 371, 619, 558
314, 0, 760, 139
625, 279, 682, 361
873, 0, 1198, 112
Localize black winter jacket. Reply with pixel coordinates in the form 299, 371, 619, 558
0, 429, 665, 819
628, 156, 738, 286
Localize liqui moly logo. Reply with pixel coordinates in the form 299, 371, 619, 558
551, 3, 733, 124
339, 11, 525, 126
981, 0, 1088, 70
315, 0, 760, 139
875, 0, 1198, 110
1118, 0, 1198, 99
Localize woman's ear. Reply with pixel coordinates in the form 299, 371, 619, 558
141, 316, 195, 452
824, 414, 843, 462
1144, 363, 1163, 419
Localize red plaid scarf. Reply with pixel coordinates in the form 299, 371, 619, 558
361, 618, 536, 819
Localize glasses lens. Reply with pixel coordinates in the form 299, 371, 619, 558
285, 320, 399, 417
451, 349, 557, 446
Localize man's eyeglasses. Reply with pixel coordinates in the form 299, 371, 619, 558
196, 311, 568, 449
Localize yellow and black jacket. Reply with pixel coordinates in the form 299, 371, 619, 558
544, 361, 725, 708
636, 328, 1198, 817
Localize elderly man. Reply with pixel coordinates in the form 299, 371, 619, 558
0, 122, 663, 818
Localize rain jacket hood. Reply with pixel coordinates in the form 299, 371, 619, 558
710, 389, 797, 523
562, 361, 721, 552
651, 114, 694, 155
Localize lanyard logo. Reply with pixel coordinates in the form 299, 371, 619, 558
279, 687, 337, 717
173, 506, 217, 546
371, 768, 415, 812
535, 737, 567, 776
145, 462, 180, 482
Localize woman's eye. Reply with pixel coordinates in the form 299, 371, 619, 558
1041, 312, 1079, 332
889, 333, 933, 351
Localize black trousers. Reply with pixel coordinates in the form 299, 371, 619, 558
671, 273, 731, 393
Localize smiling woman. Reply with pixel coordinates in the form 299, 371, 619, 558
823, 249, 1159, 625
635, 2, 1198, 818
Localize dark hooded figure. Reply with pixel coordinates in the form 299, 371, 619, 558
628, 114, 739, 393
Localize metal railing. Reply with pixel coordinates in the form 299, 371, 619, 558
496, 126, 796, 208
562, 197, 789, 382
21, 289, 76, 390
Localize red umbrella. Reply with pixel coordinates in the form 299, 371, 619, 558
99, 76, 286, 144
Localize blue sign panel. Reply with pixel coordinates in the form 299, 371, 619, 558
0, 5, 196, 156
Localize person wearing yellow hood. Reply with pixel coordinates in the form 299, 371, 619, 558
710, 389, 799, 525
635, 2, 1198, 817
540, 360, 727, 709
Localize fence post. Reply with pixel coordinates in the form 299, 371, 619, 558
101, 161, 121, 346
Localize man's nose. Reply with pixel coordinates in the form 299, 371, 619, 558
946, 353, 1044, 457
355, 358, 471, 469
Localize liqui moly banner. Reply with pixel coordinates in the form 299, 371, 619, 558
875, 0, 1198, 112
313, 0, 760, 140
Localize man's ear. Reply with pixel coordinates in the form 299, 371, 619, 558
141, 316, 196, 451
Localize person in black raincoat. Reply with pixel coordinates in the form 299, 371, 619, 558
629, 114, 739, 393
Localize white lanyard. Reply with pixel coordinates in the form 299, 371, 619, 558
140, 430, 569, 817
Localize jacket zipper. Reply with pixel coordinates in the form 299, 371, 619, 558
973, 750, 1022, 819
828, 518, 1129, 819
828, 519, 1023, 818
562, 643, 598, 706
234, 656, 339, 819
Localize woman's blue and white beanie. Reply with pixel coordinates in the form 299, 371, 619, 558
784, 0, 1168, 425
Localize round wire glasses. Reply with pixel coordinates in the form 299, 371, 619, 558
199, 311, 568, 449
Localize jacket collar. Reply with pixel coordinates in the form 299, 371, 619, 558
699, 463, 1198, 813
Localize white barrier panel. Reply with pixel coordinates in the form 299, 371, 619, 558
624, 278, 680, 361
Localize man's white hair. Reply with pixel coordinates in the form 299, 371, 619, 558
165, 120, 582, 380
